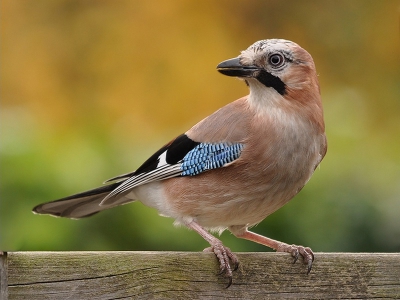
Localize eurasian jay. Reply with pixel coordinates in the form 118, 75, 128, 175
33, 39, 327, 287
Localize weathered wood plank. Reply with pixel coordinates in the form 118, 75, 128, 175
3, 252, 400, 299
0, 252, 8, 300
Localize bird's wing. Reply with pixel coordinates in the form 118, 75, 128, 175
100, 133, 244, 204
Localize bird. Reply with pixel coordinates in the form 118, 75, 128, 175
33, 39, 327, 287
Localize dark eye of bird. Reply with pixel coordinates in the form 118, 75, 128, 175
269, 53, 285, 68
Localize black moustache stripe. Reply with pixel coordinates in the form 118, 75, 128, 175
256, 70, 286, 95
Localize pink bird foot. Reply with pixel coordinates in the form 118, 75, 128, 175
203, 243, 239, 288
277, 244, 314, 274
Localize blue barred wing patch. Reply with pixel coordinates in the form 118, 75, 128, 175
180, 143, 244, 176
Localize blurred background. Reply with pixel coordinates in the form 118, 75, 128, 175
1, 0, 399, 253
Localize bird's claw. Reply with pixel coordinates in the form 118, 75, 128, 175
278, 244, 314, 274
203, 243, 239, 288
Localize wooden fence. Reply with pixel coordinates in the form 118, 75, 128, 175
1, 252, 399, 299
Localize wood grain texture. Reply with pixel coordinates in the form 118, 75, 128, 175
0, 252, 8, 300
3, 252, 400, 299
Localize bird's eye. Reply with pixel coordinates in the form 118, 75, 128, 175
269, 53, 285, 68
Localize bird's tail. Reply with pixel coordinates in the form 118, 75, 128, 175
32, 182, 135, 219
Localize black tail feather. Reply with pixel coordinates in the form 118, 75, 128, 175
32, 182, 134, 219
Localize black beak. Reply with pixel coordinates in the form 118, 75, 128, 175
217, 57, 260, 78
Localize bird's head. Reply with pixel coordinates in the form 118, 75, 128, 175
217, 39, 322, 114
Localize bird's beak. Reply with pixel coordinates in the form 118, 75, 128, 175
217, 57, 260, 78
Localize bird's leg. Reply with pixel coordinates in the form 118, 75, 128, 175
232, 228, 314, 274
185, 220, 239, 287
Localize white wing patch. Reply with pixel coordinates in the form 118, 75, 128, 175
157, 150, 168, 168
